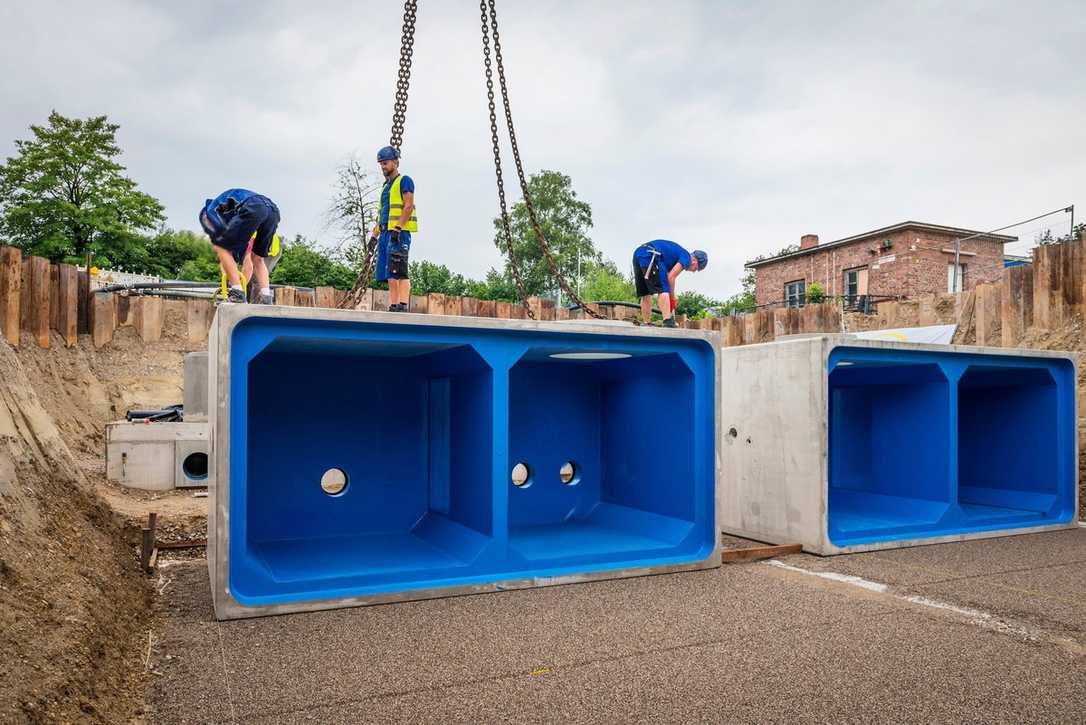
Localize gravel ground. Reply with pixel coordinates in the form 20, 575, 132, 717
149, 528, 1086, 724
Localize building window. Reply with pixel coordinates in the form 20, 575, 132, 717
785, 280, 806, 308
843, 267, 868, 308
948, 263, 966, 293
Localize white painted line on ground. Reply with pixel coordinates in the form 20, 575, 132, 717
765, 559, 1086, 654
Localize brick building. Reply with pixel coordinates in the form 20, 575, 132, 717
746, 221, 1015, 308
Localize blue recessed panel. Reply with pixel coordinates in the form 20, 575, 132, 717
828, 347, 1075, 547
224, 317, 716, 609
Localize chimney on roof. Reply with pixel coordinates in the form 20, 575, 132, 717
800, 234, 819, 250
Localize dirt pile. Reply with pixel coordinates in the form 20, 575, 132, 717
0, 338, 152, 723
0, 308, 201, 723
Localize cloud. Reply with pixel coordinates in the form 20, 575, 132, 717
1, 0, 1083, 297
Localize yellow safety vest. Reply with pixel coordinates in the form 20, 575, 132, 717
383, 175, 418, 232
218, 233, 280, 298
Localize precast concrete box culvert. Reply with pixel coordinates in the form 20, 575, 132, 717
208, 305, 720, 619
720, 335, 1078, 555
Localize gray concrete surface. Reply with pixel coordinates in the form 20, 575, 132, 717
151, 528, 1086, 724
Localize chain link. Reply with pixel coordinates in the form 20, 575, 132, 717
390, 0, 418, 151
485, 0, 601, 318
480, 0, 534, 318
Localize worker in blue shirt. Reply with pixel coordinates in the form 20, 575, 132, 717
368, 146, 418, 312
199, 189, 281, 304
632, 240, 708, 327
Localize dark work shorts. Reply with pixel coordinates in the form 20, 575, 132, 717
212, 196, 281, 264
633, 249, 665, 298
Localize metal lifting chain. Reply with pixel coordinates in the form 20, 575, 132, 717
480, 0, 534, 318
484, 0, 601, 318
349, 0, 419, 305
390, 0, 418, 151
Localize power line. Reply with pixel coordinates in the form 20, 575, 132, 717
953, 205, 1073, 292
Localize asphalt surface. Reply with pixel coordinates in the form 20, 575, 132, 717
150, 528, 1086, 723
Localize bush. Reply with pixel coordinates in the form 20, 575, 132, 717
806, 282, 825, 304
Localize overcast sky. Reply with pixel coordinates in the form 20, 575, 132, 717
2, 1, 1083, 296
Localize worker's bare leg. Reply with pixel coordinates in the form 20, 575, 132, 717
640, 295, 652, 323
251, 255, 270, 291
242, 253, 253, 286
658, 292, 672, 320
214, 246, 242, 287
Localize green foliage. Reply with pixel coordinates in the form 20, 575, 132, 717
806, 281, 825, 304
0, 111, 164, 261
408, 260, 472, 297
492, 170, 598, 297
465, 269, 519, 301
581, 261, 636, 303
675, 291, 723, 319
271, 235, 357, 289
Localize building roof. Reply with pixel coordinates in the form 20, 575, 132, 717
745, 221, 1019, 269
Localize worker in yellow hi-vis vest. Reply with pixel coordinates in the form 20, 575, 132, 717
368, 146, 417, 312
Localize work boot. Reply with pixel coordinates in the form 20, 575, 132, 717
226, 287, 246, 304
258, 291, 274, 305
662, 317, 678, 328
388, 303, 404, 312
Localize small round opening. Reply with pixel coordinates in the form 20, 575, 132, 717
511, 462, 532, 488
320, 468, 349, 496
549, 352, 632, 361
728, 427, 738, 439
559, 461, 579, 485
182, 452, 208, 480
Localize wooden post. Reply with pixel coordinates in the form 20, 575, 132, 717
295, 289, 315, 307
1001, 265, 1032, 348
555, 305, 569, 320
19, 259, 30, 334
49, 264, 60, 333
1032, 244, 1053, 329
527, 296, 543, 320
445, 295, 463, 316
273, 287, 297, 307
0, 247, 21, 346
974, 283, 1002, 347
334, 289, 348, 308
372, 288, 390, 310
354, 288, 374, 311
427, 292, 447, 316
186, 299, 212, 345
408, 294, 427, 313
314, 286, 336, 308
461, 297, 479, 317
877, 300, 898, 329
30, 257, 50, 348
91, 292, 115, 348
495, 301, 512, 319
57, 264, 78, 347
772, 308, 789, 338
77, 270, 90, 335
723, 316, 743, 346
133, 296, 164, 342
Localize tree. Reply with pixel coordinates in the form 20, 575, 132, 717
0, 111, 164, 262
408, 260, 473, 297
492, 170, 598, 298
465, 268, 519, 301
271, 235, 357, 289
581, 261, 636, 303
327, 157, 383, 278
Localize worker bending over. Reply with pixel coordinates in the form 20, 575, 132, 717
632, 240, 707, 327
369, 146, 418, 312
199, 189, 281, 304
